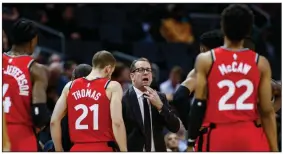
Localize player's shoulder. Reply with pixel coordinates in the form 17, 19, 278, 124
65, 81, 73, 89
29, 62, 48, 79
257, 55, 271, 72
195, 51, 213, 66
30, 62, 48, 73
107, 80, 122, 89
197, 51, 212, 60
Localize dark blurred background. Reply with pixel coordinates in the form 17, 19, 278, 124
2, 3, 281, 151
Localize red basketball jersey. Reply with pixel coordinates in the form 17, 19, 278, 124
2, 53, 34, 125
204, 47, 260, 124
67, 77, 114, 143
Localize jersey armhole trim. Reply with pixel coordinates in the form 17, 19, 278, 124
255, 53, 259, 64
28, 59, 36, 70
104, 80, 111, 89
207, 49, 215, 77
210, 49, 216, 61
69, 81, 74, 90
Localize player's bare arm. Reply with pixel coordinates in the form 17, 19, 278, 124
30, 63, 50, 129
187, 52, 212, 148
182, 69, 196, 93
3, 111, 11, 151
106, 81, 127, 152
50, 81, 71, 152
258, 56, 278, 151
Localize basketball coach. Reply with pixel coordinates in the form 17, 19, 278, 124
122, 58, 180, 152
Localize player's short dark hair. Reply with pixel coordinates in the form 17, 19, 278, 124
72, 64, 92, 80
221, 4, 254, 42
130, 57, 151, 73
199, 30, 224, 49
92, 50, 116, 69
11, 19, 38, 45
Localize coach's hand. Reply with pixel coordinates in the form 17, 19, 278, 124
144, 86, 163, 111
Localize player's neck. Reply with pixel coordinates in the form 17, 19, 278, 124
86, 69, 107, 79
224, 37, 244, 50
11, 45, 30, 55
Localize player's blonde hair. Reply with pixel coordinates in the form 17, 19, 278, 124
92, 50, 116, 69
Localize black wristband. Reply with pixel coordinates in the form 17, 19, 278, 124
31, 103, 51, 128
187, 139, 196, 147
187, 98, 206, 140
174, 85, 191, 99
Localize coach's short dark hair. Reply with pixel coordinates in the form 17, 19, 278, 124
200, 30, 224, 49
72, 64, 92, 80
221, 4, 254, 42
11, 19, 38, 45
92, 50, 116, 69
130, 57, 151, 73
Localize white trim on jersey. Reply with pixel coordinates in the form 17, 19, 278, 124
255, 53, 259, 63
211, 49, 216, 61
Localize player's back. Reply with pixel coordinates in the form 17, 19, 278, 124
205, 47, 260, 124
2, 53, 34, 125
67, 77, 114, 143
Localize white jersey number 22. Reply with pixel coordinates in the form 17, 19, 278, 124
217, 79, 254, 111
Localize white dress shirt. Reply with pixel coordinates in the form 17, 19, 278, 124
133, 86, 155, 152
159, 79, 180, 94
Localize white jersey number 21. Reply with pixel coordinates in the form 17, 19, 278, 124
75, 104, 99, 130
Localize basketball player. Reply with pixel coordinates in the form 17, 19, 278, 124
174, 32, 281, 129
2, 19, 50, 151
172, 31, 281, 151
50, 51, 127, 152
187, 4, 278, 151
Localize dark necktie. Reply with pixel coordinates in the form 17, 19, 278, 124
143, 96, 152, 152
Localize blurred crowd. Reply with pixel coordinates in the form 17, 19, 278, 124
2, 3, 282, 152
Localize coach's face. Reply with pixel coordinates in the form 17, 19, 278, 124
130, 61, 153, 89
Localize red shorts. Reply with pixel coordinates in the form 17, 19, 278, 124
195, 121, 269, 152
7, 124, 37, 151
71, 142, 115, 152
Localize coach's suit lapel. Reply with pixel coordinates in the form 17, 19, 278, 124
129, 86, 145, 136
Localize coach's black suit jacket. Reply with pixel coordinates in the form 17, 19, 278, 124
122, 86, 180, 152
